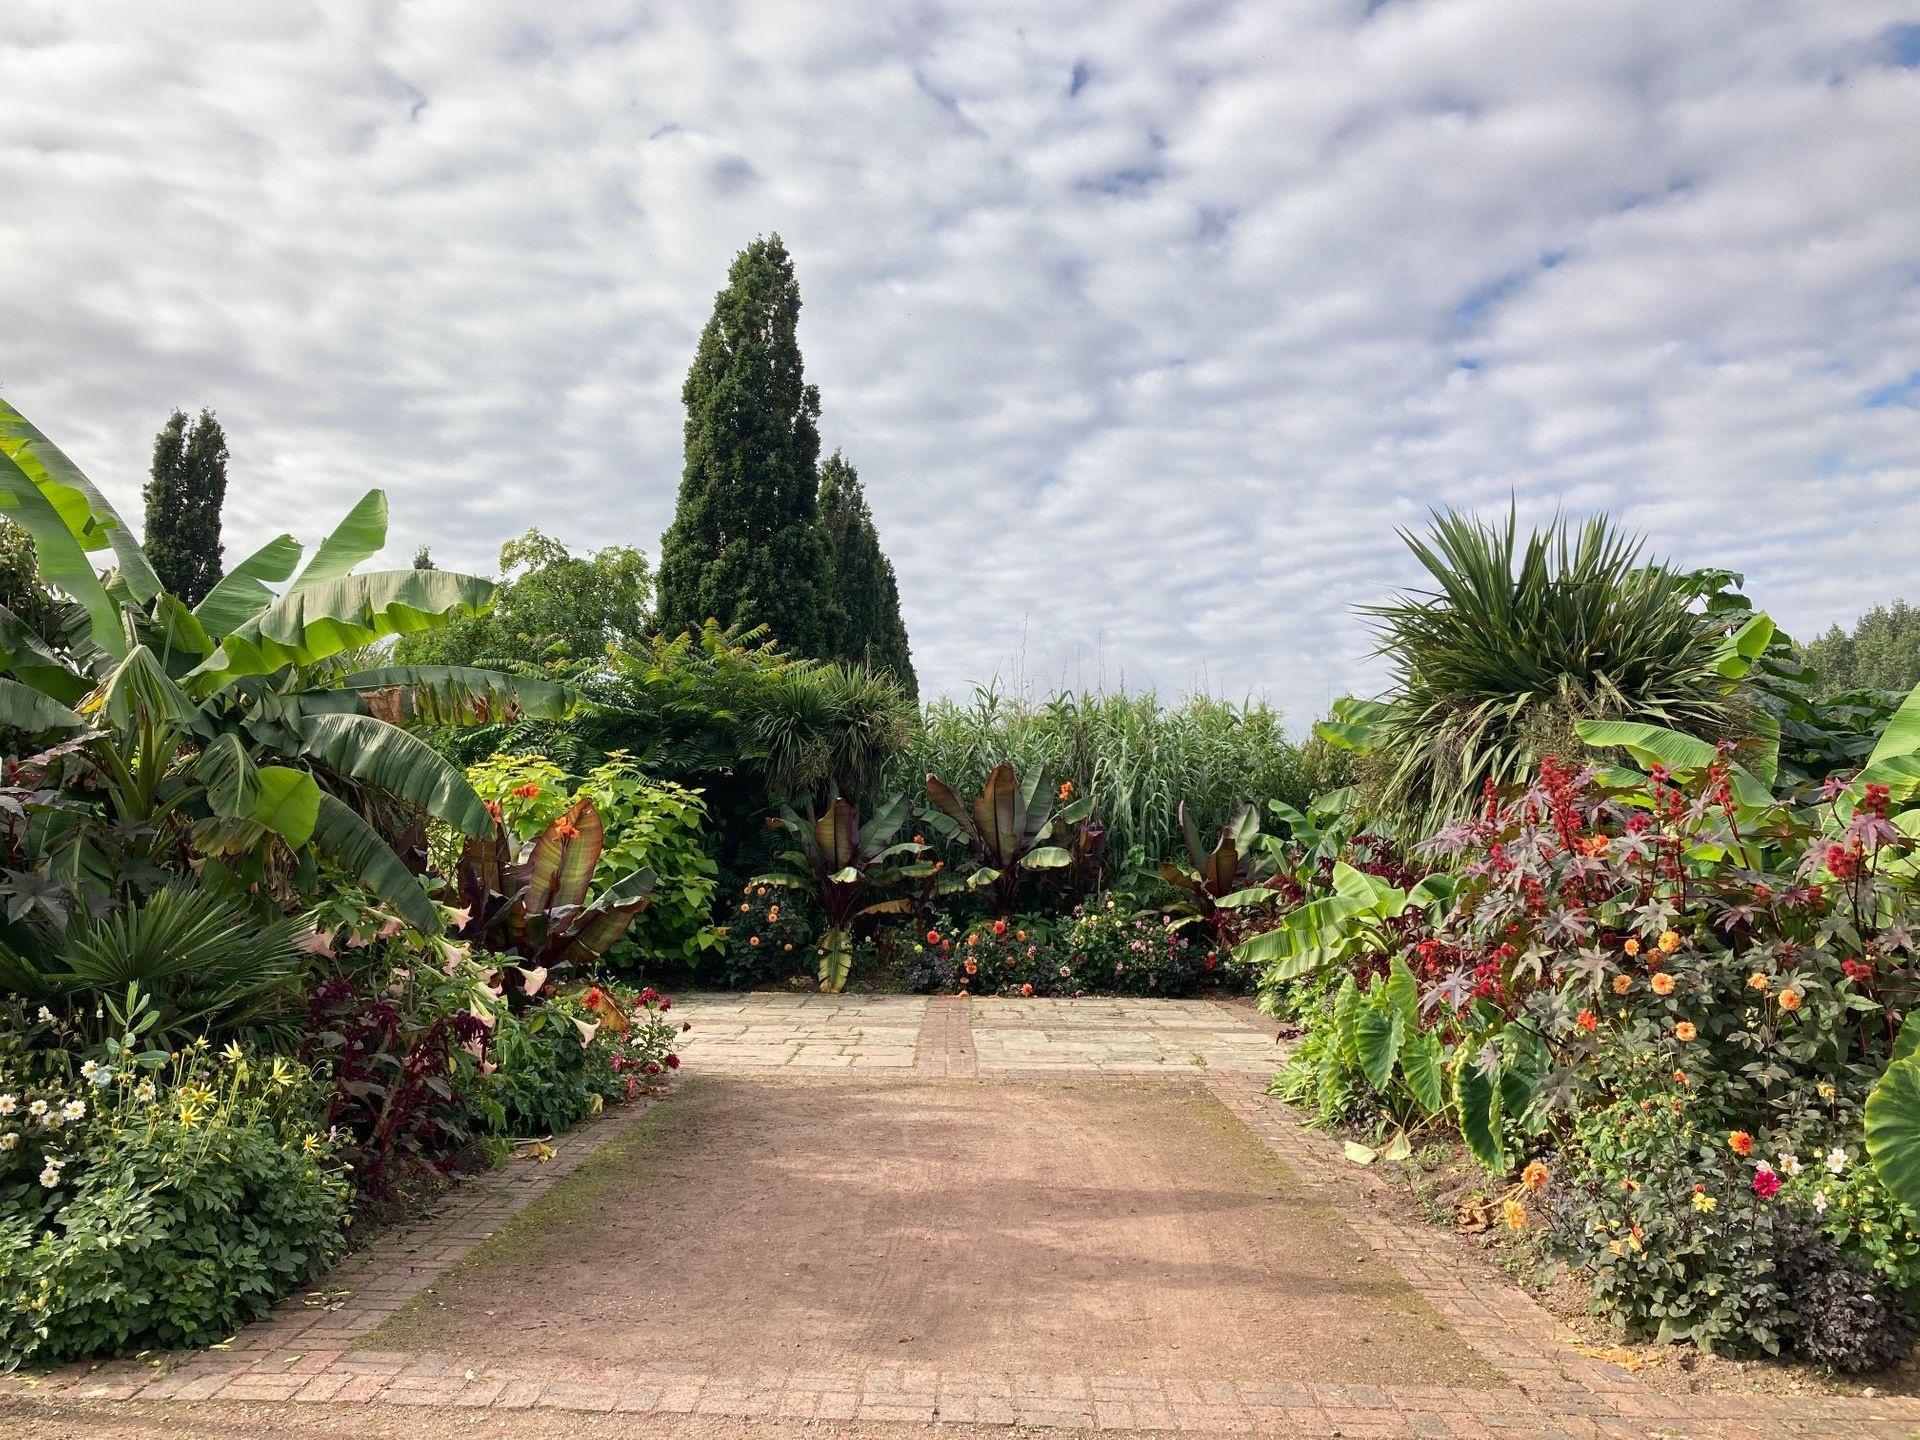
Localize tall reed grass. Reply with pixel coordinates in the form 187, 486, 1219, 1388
891, 686, 1349, 864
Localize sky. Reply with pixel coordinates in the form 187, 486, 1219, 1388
4, 1, 1919, 723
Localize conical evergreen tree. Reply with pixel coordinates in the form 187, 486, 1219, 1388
656, 235, 832, 655
143, 407, 228, 605
818, 450, 916, 697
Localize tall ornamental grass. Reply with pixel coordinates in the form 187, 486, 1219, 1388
893, 687, 1346, 864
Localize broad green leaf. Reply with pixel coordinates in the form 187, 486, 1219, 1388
195, 733, 259, 818
1713, 612, 1776, 680
193, 533, 303, 638
1868, 682, 1920, 770
1894, 1012, 1920, 1067
1020, 845, 1071, 869
1382, 956, 1419, 1031
818, 928, 854, 993
559, 866, 656, 967
1400, 1030, 1445, 1117
1858, 754, 1920, 805
1865, 1055, 1920, 1214
0, 676, 83, 730
1235, 892, 1370, 980
0, 602, 87, 703
249, 766, 321, 847
1355, 998, 1404, 1091
1454, 1057, 1506, 1171
188, 569, 496, 689
294, 712, 489, 834
1313, 720, 1375, 752
290, 490, 388, 592
0, 396, 160, 602
1574, 719, 1718, 775
311, 793, 439, 934
0, 449, 125, 658
92, 644, 197, 734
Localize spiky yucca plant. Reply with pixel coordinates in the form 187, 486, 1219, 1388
1364, 510, 1733, 832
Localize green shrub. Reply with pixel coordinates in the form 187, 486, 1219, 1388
465, 751, 721, 969
0, 1050, 349, 1368
472, 983, 681, 1137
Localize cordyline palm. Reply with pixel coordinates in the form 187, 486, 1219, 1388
0, 399, 572, 934
1361, 509, 1733, 834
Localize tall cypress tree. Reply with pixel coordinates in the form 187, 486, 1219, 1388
818, 451, 916, 697
655, 235, 832, 654
143, 407, 228, 605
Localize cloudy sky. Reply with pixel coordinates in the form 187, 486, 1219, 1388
5, 2, 1919, 721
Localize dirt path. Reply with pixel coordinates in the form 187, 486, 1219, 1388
374, 1075, 1488, 1386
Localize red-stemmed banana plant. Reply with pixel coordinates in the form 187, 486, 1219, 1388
451, 796, 655, 996
1159, 801, 1279, 944
753, 794, 925, 992
922, 763, 1091, 914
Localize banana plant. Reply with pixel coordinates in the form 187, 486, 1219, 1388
753, 794, 923, 992
450, 796, 655, 990
0, 397, 575, 933
922, 763, 1085, 913
1159, 801, 1278, 942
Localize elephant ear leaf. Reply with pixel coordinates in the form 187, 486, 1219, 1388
1454, 1055, 1507, 1172
1866, 1055, 1920, 1213
1399, 1030, 1445, 1117
290, 490, 388, 592
1355, 996, 1404, 1092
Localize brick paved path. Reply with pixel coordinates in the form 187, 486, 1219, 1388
7, 993, 1919, 1439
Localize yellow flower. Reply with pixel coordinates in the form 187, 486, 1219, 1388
1611, 975, 1632, 996
1692, 1192, 1717, 1213
176, 1100, 205, 1128
1502, 1198, 1528, 1231
269, 1057, 300, 1090
1819, 1081, 1838, 1101
1658, 930, 1681, 954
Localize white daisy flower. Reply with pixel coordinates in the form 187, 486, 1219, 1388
1813, 1189, 1829, 1214
1778, 1153, 1802, 1177
26, 1098, 48, 1118
61, 1099, 86, 1121
0, 1133, 16, 1151
1827, 1147, 1849, 1175
36, 1006, 54, 1023
38, 1158, 63, 1187
0, 1094, 16, 1116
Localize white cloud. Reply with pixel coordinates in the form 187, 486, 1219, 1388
3, 0, 1917, 721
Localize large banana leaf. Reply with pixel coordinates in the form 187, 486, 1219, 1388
290, 489, 387, 592
0, 676, 83, 731
294, 712, 492, 836
311, 792, 440, 934
0, 446, 126, 659
1574, 718, 1719, 774
814, 798, 860, 869
553, 866, 656, 968
193, 533, 303, 638
1867, 681, 1920, 770
193, 733, 321, 845
187, 569, 496, 689
92, 644, 197, 734
322, 665, 576, 726
525, 798, 603, 915
0, 396, 161, 604
0, 602, 88, 703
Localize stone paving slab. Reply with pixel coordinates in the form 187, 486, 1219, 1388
9, 995, 1920, 1439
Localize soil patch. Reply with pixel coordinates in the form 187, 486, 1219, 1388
371, 1075, 1493, 1386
